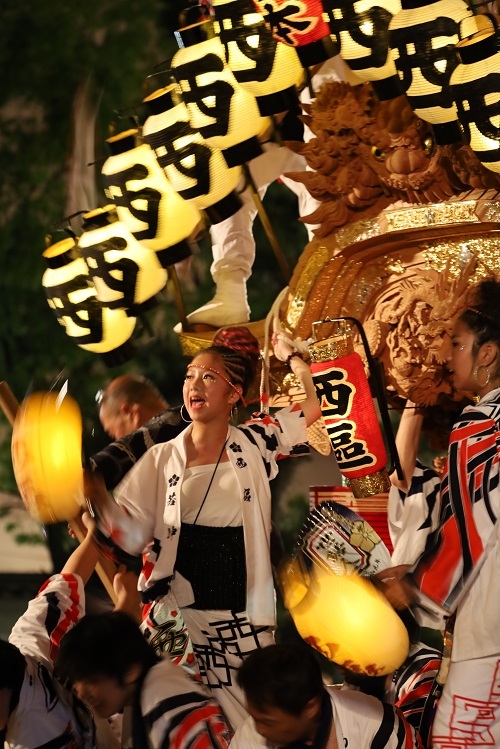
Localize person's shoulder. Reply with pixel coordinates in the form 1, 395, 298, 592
328, 686, 384, 718
144, 658, 211, 703
230, 717, 268, 748
142, 406, 187, 439
457, 394, 500, 427
146, 405, 184, 428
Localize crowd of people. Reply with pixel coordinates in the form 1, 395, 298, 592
1, 277, 499, 749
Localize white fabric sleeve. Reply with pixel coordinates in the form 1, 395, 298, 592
9, 573, 85, 666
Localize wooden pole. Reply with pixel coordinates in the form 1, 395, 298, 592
0, 381, 117, 603
242, 164, 292, 283
168, 264, 189, 331
0, 382, 19, 427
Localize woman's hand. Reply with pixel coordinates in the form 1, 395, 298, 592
373, 565, 416, 610
272, 330, 294, 363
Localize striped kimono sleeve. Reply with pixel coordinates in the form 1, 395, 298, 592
388, 644, 442, 730
332, 687, 423, 749
238, 404, 309, 480
413, 402, 500, 611
142, 691, 232, 749
369, 702, 424, 749
9, 573, 84, 665
390, 461, 441, 567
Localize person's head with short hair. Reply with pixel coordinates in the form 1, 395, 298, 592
98, 375, 168, 439
237, 644, 324, 746
54, 611, 158, 719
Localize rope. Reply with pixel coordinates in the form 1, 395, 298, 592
259, 287, 314, 412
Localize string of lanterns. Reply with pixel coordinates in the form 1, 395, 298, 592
42, 1, 500, 364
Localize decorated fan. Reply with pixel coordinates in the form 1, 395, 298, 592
296, 500, 393, 577
278, 500, 409, 676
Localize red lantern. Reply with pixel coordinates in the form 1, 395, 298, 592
308, 333, 390, 497
254, 0, 339, 67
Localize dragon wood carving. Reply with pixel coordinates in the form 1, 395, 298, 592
285, 81, 500, 238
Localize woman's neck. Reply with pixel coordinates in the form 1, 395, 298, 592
477, 383, 500, 402
187, 422, 229, 466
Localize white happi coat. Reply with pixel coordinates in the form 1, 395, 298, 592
7, 574, 96, 749
229, 687, 422, 749
97, 405, 308, 627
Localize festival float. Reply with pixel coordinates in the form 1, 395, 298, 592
13, 1, 500, 674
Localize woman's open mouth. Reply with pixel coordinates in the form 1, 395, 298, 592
190, 396, 205, 410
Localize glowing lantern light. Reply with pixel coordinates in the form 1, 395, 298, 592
11, 391, 84, 524
77, 205, 167, 316
171, 19, 267, 167
308, 333, 390, 497
450, 15, 500, 173
388, 0, 473, 144
211, 0, 304, 115
255, 0, 339, 67
322, 0, 402, 101
142, 84, 242, 224
279, 556, 409, 675
42, 236, 136, 365
101, 129, 201, 266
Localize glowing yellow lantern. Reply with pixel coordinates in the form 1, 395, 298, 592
211, 0, 304, 115
101, 129, 201, 266
42, 236, 136, 365
142, 84, 242, 224
322, 0, 402, 101
280, 557, 409, 675
388, 0, 472, 143
77, 205, 167, 316
450, 16, 500, 173
11, 392, 84, 524
171, 19, 267, 167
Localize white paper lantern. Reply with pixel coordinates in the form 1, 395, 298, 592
322, 0, 402, 101
142, 84, 243, 224
388, 0, 473, 143
77, 205, 168, 316
101, 129, 201, 266
450, 17, 500, 173
211, 0, 304, 115
171, 19, 267, 166
42, 237, 136, 365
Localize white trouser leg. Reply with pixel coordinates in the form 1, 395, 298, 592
186, 144, 315, 327
431, 654, 500, 749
